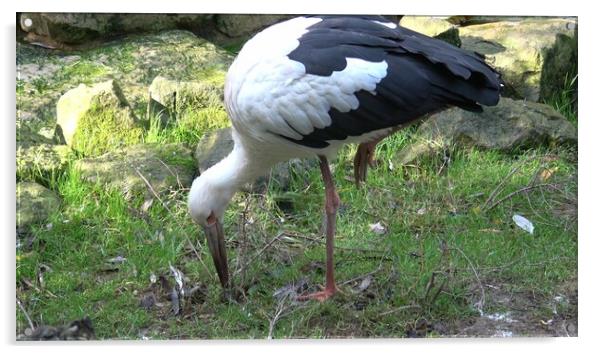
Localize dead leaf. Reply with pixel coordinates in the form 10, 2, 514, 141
355, 275, 372, 292
140, 198, 154, 213
417, 207, 427, 215
369, 222, 387, 234
106, 255, 127, 264
537, 167, 559, 182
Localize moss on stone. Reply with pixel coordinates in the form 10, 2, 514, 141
70, 102, 144, 156
74, 143, 196, 200
58, 61, 110, 86
400, 16, 456, 37
150, 76, 223, 110
57, 80, 144, 157
16, 182, 61, 229
396, 97, 577, 164
459, 18, 577, 101
17, 144, 72, 182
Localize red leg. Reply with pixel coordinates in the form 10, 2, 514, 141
297, 155, 340, 302
353, 141, 379, 186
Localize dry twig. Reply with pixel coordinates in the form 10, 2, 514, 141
450, 246, 485, 315
16, 297, 35, 332
484, 183, 558, 212
379, 304, 422, 317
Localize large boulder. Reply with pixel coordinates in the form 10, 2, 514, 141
16, 116, 71, 181
56, 80, 143, 156
212, 14, 293, 43
17, 182, 61, 230
458, 17, 577, 102
18, 13, 292, 50
397, 98, 577, 164
19, 13, 214, 45
74, 143, 196, 200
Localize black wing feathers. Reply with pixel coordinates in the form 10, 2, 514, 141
283, 16, 501, 148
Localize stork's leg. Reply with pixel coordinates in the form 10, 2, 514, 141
297, 155, 340, 302
353, 141, 379, 186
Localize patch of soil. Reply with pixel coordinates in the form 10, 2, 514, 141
439, 278, 577, 337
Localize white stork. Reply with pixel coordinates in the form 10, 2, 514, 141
188, 15, 501, 301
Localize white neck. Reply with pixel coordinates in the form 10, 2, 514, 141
212, 141, 270, 190
189, 133, 275, 223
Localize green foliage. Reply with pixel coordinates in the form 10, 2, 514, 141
17, 134, 577, 338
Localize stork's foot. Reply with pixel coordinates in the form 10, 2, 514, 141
296, 286, 337, 302
353, 142, 378, 186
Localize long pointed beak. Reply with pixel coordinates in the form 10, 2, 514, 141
203, 220, 229, 288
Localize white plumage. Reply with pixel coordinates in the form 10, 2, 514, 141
226, 17, 389, 153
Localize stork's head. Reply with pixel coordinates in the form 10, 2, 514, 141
188, 168, 238, 289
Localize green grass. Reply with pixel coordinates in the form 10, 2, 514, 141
144, 106, 230, 146
17, 117, 577, 338
16, 36, 578, 336
544, 73, 578, 126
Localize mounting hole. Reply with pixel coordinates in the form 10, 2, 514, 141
23, 18, 33, 28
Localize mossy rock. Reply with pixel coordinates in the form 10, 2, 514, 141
74, 143, 196, 200
458, 18, 577, 102
400, 16, 461, 47
397, 97, 577, 164
148, 76, 225, 125
540, 30, 578, 104
17, 144, 72, 182
17, 182, 61, 230
56, 80, 144, 156
16, 121, 56, 148
214, 14, 293, 39
194, 128, 234, 175
17, 30, 233, 137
